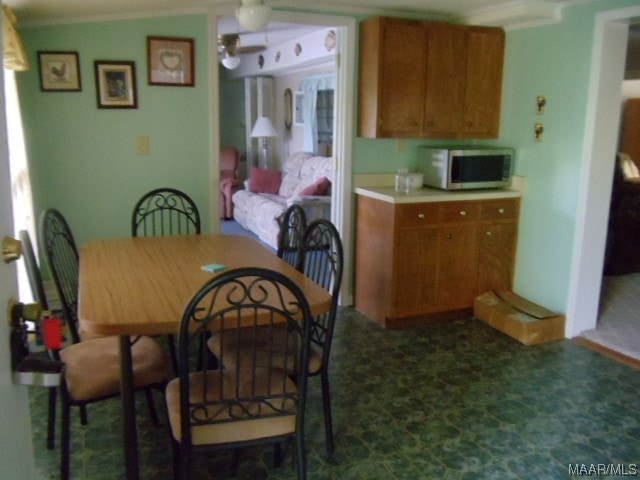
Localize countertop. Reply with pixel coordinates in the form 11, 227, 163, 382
354, 186, 521, 204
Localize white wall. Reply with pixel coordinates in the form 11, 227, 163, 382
274, 65, 335, 166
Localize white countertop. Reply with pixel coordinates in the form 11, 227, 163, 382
355, 186, 521, 204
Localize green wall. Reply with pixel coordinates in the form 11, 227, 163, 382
15, 0, 638, 317
17, 14, 211, 246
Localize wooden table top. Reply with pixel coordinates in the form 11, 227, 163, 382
78, 234, 332, 336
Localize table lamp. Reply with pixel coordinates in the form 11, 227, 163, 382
250, 116, 277, 168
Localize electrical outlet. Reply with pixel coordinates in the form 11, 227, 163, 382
136, 135, 150, 156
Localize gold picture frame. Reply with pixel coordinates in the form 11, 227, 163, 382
38, 51, 81, 92
147, 36, 194, 87
94, 60, 137, 109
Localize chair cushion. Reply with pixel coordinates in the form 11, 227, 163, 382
165, 368, 297, 445
207, 327, 322, 375
60, 335, 169, 401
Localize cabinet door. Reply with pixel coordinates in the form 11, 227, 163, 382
477, 223, 517, 294
393, 227, 438, 317
378, 18, 427, 137
423, 25, 466, 136
461, 28, 505, 137
437, 226, 479, 311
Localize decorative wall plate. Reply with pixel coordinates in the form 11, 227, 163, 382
324, 30, 336, 52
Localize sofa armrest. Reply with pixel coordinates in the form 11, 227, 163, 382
286, 195, 331, 206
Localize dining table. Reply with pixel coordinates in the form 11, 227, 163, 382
78, 233, 332, 480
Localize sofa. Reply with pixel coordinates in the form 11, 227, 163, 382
232, 151, 333, 249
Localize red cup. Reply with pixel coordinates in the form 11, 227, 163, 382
42, 317, 62, 350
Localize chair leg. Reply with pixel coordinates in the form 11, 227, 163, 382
321, 369, 335, 453
273, 443, 284, 467
295, 431, 307, 480
178, 444, 190, 480
230, 448, 241, 477
60, 387, 71, 480
47, 387, 57, 450
144, 389, 161, 427
167, 334, 178, 376
79, 404, 88, 425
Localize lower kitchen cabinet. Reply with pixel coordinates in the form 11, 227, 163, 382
355, 194, 520, 327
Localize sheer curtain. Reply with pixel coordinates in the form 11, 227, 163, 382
299, 73, 335, 154
4, 5, 36, 302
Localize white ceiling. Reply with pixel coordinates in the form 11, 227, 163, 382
6, 0, 576, 26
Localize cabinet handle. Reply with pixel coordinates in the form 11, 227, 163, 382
498, 208, 505, 214
410, 120, 418, 127
418, 213, 425, 219
459, 210, 466, 216
445, 234, 452, 239
485, 231, 492, 236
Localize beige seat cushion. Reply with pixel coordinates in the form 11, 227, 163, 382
165, 368, 297, 445
60, 335, 170, 401
207, 327, 322, 375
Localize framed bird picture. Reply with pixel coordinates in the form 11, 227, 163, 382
38, 51, 81, 92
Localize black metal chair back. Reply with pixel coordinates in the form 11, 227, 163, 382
38, 208, 81, 344
277, 204, 307, 267
170, 267, 313, 480
296, 219, 343, 453
297, 219, 343, 357
19, 229, 49, 311
131, 187, 201, 237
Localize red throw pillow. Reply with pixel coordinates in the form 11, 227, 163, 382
249, 167, 282, 194
299, 176, 330, 196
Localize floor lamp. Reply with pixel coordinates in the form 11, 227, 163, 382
250, 116, 277, 169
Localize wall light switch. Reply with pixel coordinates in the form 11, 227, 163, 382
136, 135, 150, 156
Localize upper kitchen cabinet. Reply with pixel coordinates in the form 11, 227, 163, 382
357, 17, 505, 139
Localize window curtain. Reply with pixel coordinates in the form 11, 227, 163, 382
299, 73, 335, 153
3, 5, 29, 71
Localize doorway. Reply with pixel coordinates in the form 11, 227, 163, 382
210, 9, 356, 305
566, 5, 640, 337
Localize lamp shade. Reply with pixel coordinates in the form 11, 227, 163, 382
236, 0, 271, 32
221, 54, 241, 70
251, 116, 278, 138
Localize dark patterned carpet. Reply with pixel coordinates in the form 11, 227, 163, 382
29, 307, 640, 479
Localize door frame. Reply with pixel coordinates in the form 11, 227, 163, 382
566, 5, 640, 337
208, 8, 356, 305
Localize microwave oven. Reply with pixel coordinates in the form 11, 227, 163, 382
418, 146, 514, 190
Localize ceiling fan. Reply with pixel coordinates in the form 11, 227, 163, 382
218, 33, 267, 69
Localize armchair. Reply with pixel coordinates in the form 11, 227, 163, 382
220, 146, 240, 219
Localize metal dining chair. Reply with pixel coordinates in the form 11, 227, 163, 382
166, 267, 314, 480
131, 188, 202, 372
131, 187, 201, 237
208, 219, 344, 453
295, 219, 344, 453
18, 229, 58, 450
39, 208, 170, 480
277, 204, 307, 268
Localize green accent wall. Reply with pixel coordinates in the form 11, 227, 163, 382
14, 0, 639, 318
17, 14, 211, 246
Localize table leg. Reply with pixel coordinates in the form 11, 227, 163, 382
120, 335, 139, 480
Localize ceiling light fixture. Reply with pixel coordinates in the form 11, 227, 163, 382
218, 34, 241, 70
221, 53, 241, 70
236, 0, 271, 33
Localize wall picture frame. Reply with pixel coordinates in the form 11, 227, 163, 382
38, 51, 81, 92
94, 61, 137, 109
147, 36, 194, 87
